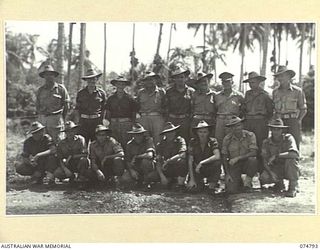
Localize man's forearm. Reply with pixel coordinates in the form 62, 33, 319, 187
298, 109, 307, 122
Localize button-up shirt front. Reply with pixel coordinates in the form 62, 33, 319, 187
76, 86, 106, 115
57, 135, 87, 159
221, 130, 258, 159
243, 89, 274, 117
22, 134, 54, 157
192, 89, 216, 115
188, 137, 219, 164
156, 136, 187, 160
215, 89, 244, 115
165, 86, 194, 115
137, 86, 166, 113
125, 136, 155, 162
105, 91, 138, 118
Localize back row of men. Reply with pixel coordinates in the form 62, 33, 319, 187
15, 65, 307, 196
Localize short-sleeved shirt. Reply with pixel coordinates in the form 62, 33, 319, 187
89, 137, 123, 165
156, 136, 187, 160
57, 135, 87, 160
215, 89, 244, 115
137, 86, 166, 113
272, 84, 307, 115
261, 134, 299, 161
105, 91, 138, 118
36, 82, 70, 115
125, 136, 155, 162
76, 86, 106, 115
165, 86, 194, 115
188, 137, 219, 164
191, 89, 216, 115
221, 130, 258, 159
22, 134, 54, 158
243, 89, 274, 118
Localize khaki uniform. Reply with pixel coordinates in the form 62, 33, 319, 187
221, 130, 258, 193
164, 86, 194, 142
36, 82, 70, 143
137, 86, 166, 144
272, 84, 307, 149
214, 89, 244, 147
260, 134, 300, 188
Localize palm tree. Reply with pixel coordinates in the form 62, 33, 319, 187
261, 23, 270, 80
78, 23, 86, 92
57, 22, 65, 84
66, 22, 75, 90
103, 23, 107, 87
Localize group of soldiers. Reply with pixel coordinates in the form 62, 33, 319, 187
15, 63, 307, 197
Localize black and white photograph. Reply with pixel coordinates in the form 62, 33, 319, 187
5, 21, 316, 215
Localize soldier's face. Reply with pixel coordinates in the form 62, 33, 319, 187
198, 79, 209, 92
144, 79, 156, 90
222, 79, 233, 89
133, 133, 144, 143
196, 128, 210, 140
87, 77, 98, 87
271, 127, 283, 139
276, 73, 290, 84
66, 130, 76, 139
115, 81, 127, 91
43, 72, 56, 82
249, 80, 260, 90
172, 74, 186, 87
164, 131, 176, 141
231, 123, 243, 135
32, 129, 44, 141
96, 132, 108, 143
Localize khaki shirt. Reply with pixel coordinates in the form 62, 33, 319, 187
215, 89, 244, 115
36, 82, 70, 115
76, 86, 106, 115
89, 137, 123, 165
165, 86, 194, 115
243, 89, 274, 118
191, 90, 216, 115
125, 136, 155, 162
156, 136, 186, 160
261, 134, 299, 161
272, 84, 307, 115
221, 130, 258, 159
57, 135, 87, 159
188, 137, 219, 164
137, 86, 166, 113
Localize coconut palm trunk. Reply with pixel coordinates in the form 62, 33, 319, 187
103, 23, 107, 88
78, 23, 86, 92
156, 23, 163, 56
260, 23, 270, 88
57, 22, 65, 84
299, 23, 306, 84
66, 22, 74, 90
238, 24, 247, 93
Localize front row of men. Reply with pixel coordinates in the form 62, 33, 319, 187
15, 116, 300, 197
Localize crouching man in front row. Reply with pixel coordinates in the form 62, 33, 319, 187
15, 121, 58, 185
222, 116, 258, 194
87, 125, 126, 187
155, 122, 188, 188
54, 121, 89, 184
260, 118, 300, 197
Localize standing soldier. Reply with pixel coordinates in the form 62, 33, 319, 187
74, 69, 106, 145
36, 65, 70, 143
260, 118, 300, 197
136, 72, 166, 145
105, 76, 138, 148
165, 67, 194, 142
191, 72, 216, 136
272, 66, 307, 149
214, 72, 244, 147
242, 72, 274, 170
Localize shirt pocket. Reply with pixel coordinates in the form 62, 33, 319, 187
254, 98, 265, 112
273, 96, 282, 111
285, 97, 298, 111
228, 142, 239, 157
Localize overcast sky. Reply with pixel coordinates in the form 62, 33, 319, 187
6, 21, 315, 90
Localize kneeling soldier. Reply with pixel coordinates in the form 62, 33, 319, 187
260, 118, 300, 197
187, 121, 221, 191
155, 122, 188, 188
87, 125, 126, 186
122, 123, 158, 187
222, 116, 258, 193
15, 122, 58, 185
54, 121, 89, 184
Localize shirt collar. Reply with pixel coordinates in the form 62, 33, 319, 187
230, 131, 246, 141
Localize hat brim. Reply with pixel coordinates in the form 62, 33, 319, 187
267, 124, 289, 128
110, 79, 131, 86
39, 71, 59, 78
82, 73, 103, 80
142, 75, 161, 82
62, 125, 79, 132
273, 70, 296, 78
195, 73, 213, 84
96, 128, 112, 134
159, 125, 180, 135
127, 130, 147, 134
192, 124, 214, 131
225, 118, 245, 127
29, 126, 46, 134
170, 69, 190, 78
243, 76, 266, 83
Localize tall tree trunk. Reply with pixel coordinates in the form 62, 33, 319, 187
309, 24, 314, 69
66, 22, 74, 90
239, 24, 247, 93
202, 24, 207, 72
277, 29, 281, 65
78, 23, 86, 92
156, 23, 163, 56
57, 22, 65, 84
211, 24, 217, 82
130, 23, 136, 82
299, 23, 306, 84
166, 23, 174, 62
103, 23, 107, 88
261, 23, 270, 88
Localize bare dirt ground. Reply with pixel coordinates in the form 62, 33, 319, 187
6, 125, 315, 215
